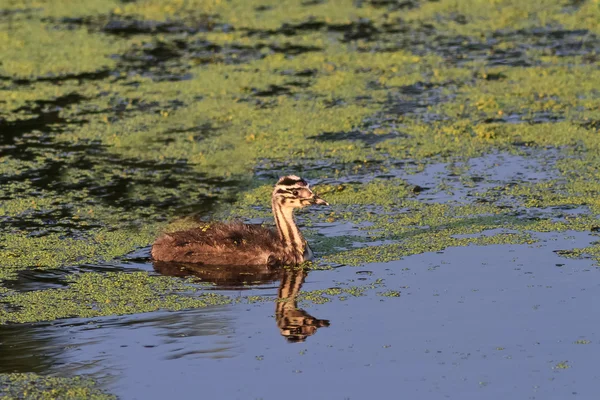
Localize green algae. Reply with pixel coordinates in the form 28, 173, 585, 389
555, 242, 600, 267
378, 290, 401, 297
0, 269, 387, 324
220, 160, 600, 267
115, 0, 396, 29
436, 65, 600, 130
0, 21, 129, 79
220, 177, 413, 220
554, 361, 571, 370
0, 373, 115, 400
1, 0, 119, 19
574, 340, 591, 345
50, 47, 441, 174
0, 158, 46, 176
1, 0, 600, 327
324, 232, 535, 266
317, 179, 413, 208
403, 0, 600, 35
0, 271, 229, 324
0, 228, 156, 275
297, 278, 385, 305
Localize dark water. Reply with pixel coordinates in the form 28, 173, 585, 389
2, 230, 599, 399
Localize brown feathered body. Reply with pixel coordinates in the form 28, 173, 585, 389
152, 222, 300, 266
151, 175, 328, 267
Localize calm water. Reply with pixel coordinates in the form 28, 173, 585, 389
2, 3, 599, 397
2, 230, 599, 399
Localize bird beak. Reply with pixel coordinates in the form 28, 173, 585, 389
311, 193, 329, 206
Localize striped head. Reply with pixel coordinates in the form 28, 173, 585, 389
272, 175, 328, 208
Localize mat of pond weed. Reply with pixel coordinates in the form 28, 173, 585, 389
1, 0, 600, 398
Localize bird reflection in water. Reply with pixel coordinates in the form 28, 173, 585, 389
276, 266, 330, 342
153, 262, 329, 342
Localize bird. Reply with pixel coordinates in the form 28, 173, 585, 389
151, 175, 329, 266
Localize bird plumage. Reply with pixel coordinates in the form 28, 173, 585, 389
151, 175, 328, 266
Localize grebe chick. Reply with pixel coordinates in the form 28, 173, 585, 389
151, 175, 328, 266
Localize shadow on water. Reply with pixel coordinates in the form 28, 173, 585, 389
0, 70, 113, 86
154, 262, 330, 342
0, 93, 87, 158
244, 16, 599, 67
115, 38, 321, 81
1, 142, 232, 232
55, 14, 225, 36
41, 15, 320, 83
0, 91, 239, 234
244, 18, 392, 43
309, 129, 405, 146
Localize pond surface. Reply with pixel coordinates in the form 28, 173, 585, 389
2, 230, 599, 399
2, 0, 600, 398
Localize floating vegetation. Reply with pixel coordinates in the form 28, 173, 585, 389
554, 361, 571, 370
1, 3, 600, 398
0, 373, 115, 400
0, 271, 230, 324
1, 0, 600, 330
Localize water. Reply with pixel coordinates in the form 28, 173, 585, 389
2, 231, 598, 399
2, 3, 599, 397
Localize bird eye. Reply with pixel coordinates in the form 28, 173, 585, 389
292, 190, 299, 196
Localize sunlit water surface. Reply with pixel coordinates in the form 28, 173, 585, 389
2, 231, 599, 399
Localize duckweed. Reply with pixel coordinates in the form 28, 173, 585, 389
0, 373, 115, 400
0, 272, 230, 324
1, 0, 600, 326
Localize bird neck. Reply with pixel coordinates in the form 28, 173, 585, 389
272, 199, 308, 260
